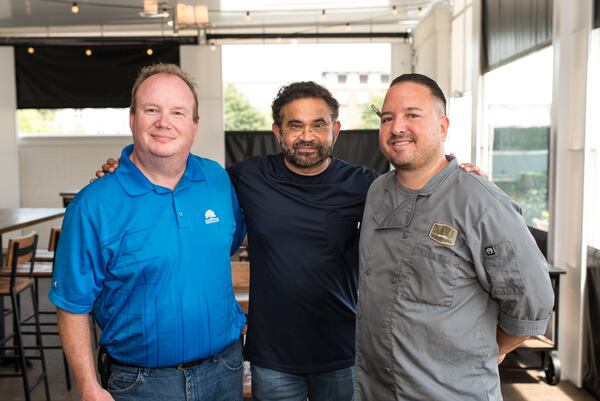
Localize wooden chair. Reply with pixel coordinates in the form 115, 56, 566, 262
34, 226, 61, 263
1, 228, 71, 390
0, 232, 50, 401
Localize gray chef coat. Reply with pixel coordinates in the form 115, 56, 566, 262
355, 156, 554, 401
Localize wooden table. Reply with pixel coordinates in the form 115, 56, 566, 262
0, 208, 65, 350
0, 208, 65, 247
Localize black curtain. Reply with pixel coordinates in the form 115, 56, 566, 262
225, 129, 388, 174
15, 45, 179, 109
595, 0, 600, 29
482, 0, 553, 72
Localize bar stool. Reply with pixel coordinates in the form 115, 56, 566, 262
0, 232, 51, 401
4, 227, 72, 390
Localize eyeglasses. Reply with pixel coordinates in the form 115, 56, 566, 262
281, 120, 334, 136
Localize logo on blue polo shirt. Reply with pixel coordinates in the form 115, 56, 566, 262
205, 209, 220, 224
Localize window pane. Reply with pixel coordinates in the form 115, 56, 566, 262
222, 43, 391, 131
18, 108, 130, 136
484, 46, 553, 229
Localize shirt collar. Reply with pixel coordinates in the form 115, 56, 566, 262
116, 144, 206, 196
374, 155, 457, 228
383, 155, 457, 197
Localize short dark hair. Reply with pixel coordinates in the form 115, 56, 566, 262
389, 73, 447, 114
271, 81, 339, 126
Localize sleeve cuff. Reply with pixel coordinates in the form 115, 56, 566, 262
498, 311, 550, 336
48, 291, 94, 314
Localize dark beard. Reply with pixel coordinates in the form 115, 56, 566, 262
281, 139, 333, 169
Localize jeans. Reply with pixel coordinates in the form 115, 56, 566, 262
107, 341, 243, 401
251, 364, 354, 401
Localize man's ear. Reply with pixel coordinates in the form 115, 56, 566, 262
272, 122, 282, 142
332, 120, 342, 144
129, 113, 134, 132
440, 115, 450, 142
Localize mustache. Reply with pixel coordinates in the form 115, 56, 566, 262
292, 141, 320, 149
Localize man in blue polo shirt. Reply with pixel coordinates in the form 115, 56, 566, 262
50, 64, 246, 401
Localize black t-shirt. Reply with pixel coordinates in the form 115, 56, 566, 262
228, 154, 379, 373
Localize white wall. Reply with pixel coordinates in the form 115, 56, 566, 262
181, 45, 225, 165
412, 2, 452, 96
550, 0, 593, 387
18, 136, 130, 245
391, 42, 413, 79
0, 47, 20, 210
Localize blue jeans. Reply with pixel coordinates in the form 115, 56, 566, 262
107, 341, 243, 401
251, 364, 354, 401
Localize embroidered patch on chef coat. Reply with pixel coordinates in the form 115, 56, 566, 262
428, 223, 458, 246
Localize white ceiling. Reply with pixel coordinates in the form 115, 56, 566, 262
0, 0, 441, 36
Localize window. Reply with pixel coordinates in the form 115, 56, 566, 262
221, 43, 391, 131
359, 74, 369, 84
484, 46, 553, 228
18, 108, 130, 136
586, 28, 600, 250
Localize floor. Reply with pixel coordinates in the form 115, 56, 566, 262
1, 283, 598, 401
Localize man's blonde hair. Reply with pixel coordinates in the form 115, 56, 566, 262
130, 63, 199, 122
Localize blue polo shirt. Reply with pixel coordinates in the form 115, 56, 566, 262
49, 144, 246, 368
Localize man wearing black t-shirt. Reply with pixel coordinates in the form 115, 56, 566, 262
228, 82, 378, 401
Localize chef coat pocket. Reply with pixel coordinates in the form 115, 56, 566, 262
326, 214, 360, 253
403, 245, 458, 307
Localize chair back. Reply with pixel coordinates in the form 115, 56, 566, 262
48, 226, 62, 252
6, 232, 38, 288
50, 227, 61, 271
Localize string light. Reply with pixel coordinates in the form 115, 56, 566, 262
209, 42, 216, 51
321, 9, 327, 19
84, 48, 92, 56
244, 11, 251, 21
345, 22, 351, 31
276, 37, 283, 43
71, 1, 79, 14
146, 48, 154, 56
27, 47, 35, 54
391, 5, 398, 15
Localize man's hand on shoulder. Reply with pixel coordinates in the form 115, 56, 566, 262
458, 162, 488, 178
94, 158, 120, 180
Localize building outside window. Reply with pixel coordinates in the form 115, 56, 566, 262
221, 43, 391, 131
483, 46, 553, 229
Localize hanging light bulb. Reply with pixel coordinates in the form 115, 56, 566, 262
391, 5, 398, 15
276, 37, 283, 43
71, 1, 79, 14
85, 48, 92, 56
244, 11, 251, 21
27, 47, 35, 54
345, 22, 351, 31
209, 42, 216, 51
321, 9, 327, 20
146, 48, 154, 56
